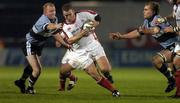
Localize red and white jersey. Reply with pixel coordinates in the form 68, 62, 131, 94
61, 10, 98, 50
173, 4, 180, 27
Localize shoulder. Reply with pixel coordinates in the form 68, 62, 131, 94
151, 15, 161, 25
36, 15, 50, 24
77, 10, 97, 16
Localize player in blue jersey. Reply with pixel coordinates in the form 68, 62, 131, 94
109, 1, 177, 94
154, 0, 180, 98
14, 2, 71, 94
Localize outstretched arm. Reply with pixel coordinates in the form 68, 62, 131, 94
109, 29, 141, 40
109, 26, 160, 40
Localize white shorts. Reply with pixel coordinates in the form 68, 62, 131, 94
85, 40, 106, 60
174, 43, 180, 53
61, 49, 93, 70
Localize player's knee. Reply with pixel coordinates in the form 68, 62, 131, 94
86, 68, 101, 81
32, 68, 41, 76
173, 55, 180, 70
99, 64, 112, 72
152, 55, 163, 66
60, 64, 72, 74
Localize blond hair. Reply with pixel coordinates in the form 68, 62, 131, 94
43, 2, 55, 11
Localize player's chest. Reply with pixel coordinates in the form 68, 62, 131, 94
64, 18, 87, 35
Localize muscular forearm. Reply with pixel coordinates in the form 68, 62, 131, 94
165, 13, 174, 20
53, 33, 69, 48
47, 23, 61, 30
121, 30, 140, 39
67, 29, 88, 44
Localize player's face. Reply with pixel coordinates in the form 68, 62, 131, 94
143, 5, 154, 19
63, 9, 76, 23
44, 6, 56, 19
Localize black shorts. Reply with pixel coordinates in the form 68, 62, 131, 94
22, 41, 44, 56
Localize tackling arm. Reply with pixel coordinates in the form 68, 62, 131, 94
120, 29, 141, 39
45, 23, 62, 31
53, 33, 71, 48
109, 29, 141, 40
110, 26, 160, 40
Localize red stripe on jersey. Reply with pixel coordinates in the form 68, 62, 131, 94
79, 10, 97, 15
92, 32, 99, 41
62, 30, 69, 39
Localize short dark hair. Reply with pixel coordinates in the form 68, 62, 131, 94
62, 3, 73, 11
145, 1, 160, 15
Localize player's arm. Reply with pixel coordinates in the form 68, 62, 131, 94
109, 29, 141, 40
164, 26, 180, 33
55, 41, 61, 47
138, 26, 161, 35
45, 23, 62, 31
156, 13, 174, 24
110, 26, 160, 40
53, 33, 71, 48
67, 29, 90, 44
165, 13, 175, 20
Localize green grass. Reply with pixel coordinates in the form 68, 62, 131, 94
0, 66, 180, 103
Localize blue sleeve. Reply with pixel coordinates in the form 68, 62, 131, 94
142, 20, 148, 28
33, 15, 50, 33
152, 15, 170, 29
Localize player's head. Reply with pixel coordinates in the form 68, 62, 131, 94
167, 0, 177, 4
143, 1, 159, 19
62, 3, 76, 23
43, 2, 56, 19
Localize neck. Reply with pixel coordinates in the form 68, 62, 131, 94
147, 14, 156, 22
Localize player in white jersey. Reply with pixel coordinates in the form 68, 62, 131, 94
14, 2, 70, 94
154, 0, 180, 98
57, 3, 120, 97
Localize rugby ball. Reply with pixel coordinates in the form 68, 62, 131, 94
82, 21, 95, 30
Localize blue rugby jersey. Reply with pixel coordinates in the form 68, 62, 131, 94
26, 14, 58, 46
143, 15, 178, 49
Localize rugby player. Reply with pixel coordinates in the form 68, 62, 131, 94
110, 1, 177, 95
57, 3, 120, 97
14, 2, 70, 94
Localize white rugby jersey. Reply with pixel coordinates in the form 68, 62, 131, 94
173, 4, 180, 26
61, 10, 98, 50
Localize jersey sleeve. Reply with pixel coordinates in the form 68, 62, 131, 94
152, 16, 171, 29
32, 15, 51, 33
142, 20, 147, 28
79, 10, 98, 21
